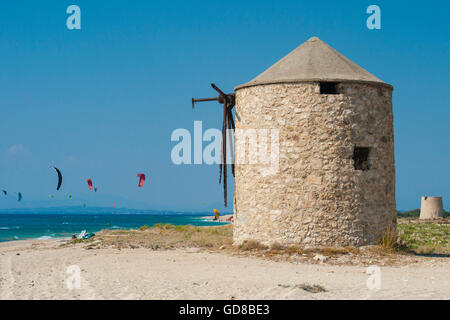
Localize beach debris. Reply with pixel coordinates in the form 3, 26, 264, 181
313, 254, 328, 263
298, 283, 327, 293
17, 192, 22, 202
72, 230, 95, 242
137, 173, 146, 187
213, 209, 220, 220
77, 230, 87, 239
86, 179, 93, 190
83, 233, 95, 240
192, 83, 236, 207
51, 166, 63, 190
278, 283, 327, 293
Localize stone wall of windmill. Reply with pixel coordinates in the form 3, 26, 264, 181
232, 37, 396, 247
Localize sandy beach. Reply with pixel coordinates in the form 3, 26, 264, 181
0, 238, 448, 300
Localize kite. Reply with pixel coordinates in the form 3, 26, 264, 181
94, 187, 97, 192
137, 173, 145, 187
69, 194, 72, 200
1, 190, 6, 196
52, 166, 63, 190
17, 192, 22, 202
87, 179, 93, 190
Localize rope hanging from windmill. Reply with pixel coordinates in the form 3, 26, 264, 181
192, 83, 235, 207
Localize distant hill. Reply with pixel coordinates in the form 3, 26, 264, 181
0, 206, 218, 216
7, 206, 446, 218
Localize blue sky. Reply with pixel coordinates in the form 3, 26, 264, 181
0, 0, 448, 211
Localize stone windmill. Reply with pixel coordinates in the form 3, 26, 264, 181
233, 37, 396, 247
195, 37, 396, 247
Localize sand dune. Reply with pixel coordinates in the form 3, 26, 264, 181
0, 239, 449, 300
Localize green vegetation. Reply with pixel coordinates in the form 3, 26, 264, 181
77, 219, 448, 264
398, 209, 449, 219
397, 219, 449, 254
95, 223, 233, 250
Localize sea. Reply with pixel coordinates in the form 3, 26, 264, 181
0, 210, 228, 242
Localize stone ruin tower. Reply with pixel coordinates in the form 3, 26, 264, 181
233, 37, 396, 247
420, 196, 444, 220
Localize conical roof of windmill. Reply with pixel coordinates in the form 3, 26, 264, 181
236, 37, 391, 90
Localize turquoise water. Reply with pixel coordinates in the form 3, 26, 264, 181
0, 212, 227, 242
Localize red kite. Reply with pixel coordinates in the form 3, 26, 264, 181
87, 179, 93, 190
137, 173, 145, 187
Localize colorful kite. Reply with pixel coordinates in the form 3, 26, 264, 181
87, 179, 93, 190
137, 173, 146, 187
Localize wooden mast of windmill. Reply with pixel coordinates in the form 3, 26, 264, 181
192, 83, 235, 207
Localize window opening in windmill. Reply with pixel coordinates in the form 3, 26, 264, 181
320, 82, 339, 94
353, 147, 371, 171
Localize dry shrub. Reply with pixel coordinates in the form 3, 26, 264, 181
269, 242, 285, 251
239, 240, 268, 251
96, 224, 233, 250
380, 225, 399, 250
286, 245, 301, 254
316, 246, 359, 256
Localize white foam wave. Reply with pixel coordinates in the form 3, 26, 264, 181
37, 236, 53, 240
